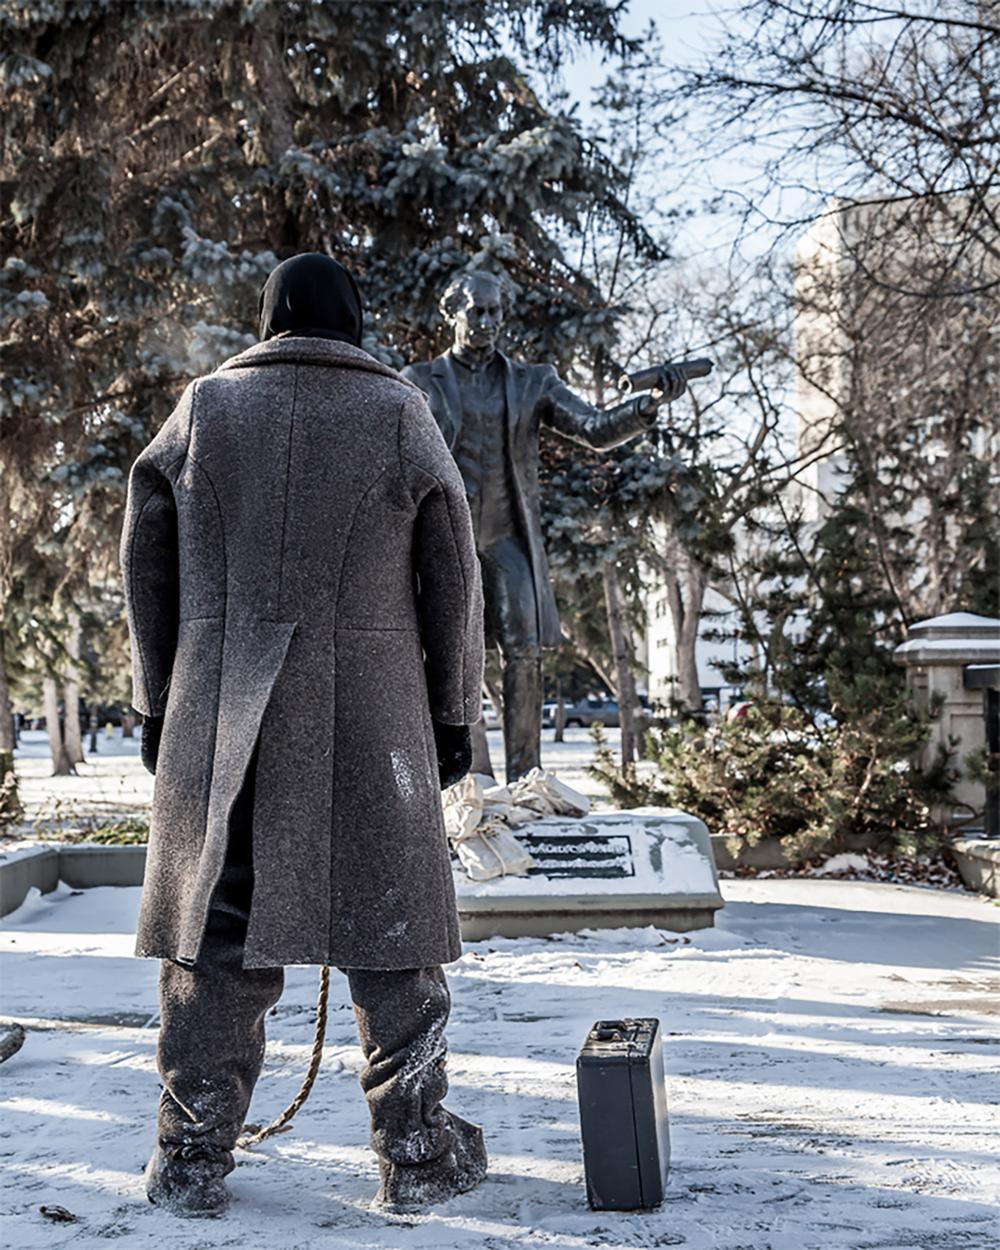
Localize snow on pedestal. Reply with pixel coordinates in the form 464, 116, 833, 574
455, 808, 723, 939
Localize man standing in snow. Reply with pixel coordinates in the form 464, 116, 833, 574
121, 254, 487, 1216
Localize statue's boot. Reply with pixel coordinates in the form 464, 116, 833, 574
145, 1141, 233, 1218
374, 1112, 487, 1212
469, 717, 495, 779
502, 649, 543, 782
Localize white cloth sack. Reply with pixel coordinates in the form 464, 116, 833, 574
442, 774, 483, 841
453, 817, 536, 881
507, 767, 590, 819
442, 774, 536, 881
442, 767, 589, 881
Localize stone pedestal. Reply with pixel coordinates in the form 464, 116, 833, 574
894, 612, 1000, 829
454, 808, 723, 939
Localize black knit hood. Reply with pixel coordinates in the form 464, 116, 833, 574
258, 252, 364, 346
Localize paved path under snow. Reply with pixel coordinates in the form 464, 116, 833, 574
1, 879, 997, 1249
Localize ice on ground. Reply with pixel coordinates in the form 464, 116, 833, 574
1, 878, 998, 1249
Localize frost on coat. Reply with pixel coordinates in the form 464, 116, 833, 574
119, 337, 484, 969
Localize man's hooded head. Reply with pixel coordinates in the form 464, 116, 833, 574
258, 253, 364, 346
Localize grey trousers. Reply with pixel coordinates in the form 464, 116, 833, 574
154, 754, 458, 1174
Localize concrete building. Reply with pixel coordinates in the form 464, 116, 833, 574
791, 192, 998, 519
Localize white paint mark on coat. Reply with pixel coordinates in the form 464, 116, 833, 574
390, 749, 416, 801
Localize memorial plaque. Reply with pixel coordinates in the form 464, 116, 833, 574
521, 832, 635, 879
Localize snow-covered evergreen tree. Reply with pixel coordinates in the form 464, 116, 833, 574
1, 0, 660, 747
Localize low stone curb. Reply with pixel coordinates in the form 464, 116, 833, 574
0, 833, 866, 919
0, 847, 61, 918
58, 845, 149, 890
0, 844, 149, 917
710, 836, 791, 872
5, 831, 994, 919
3, 831, 726, 922
709, 831, 889, 871
950, 838, 1000, 898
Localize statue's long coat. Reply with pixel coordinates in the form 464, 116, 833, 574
402, 350, 654, 648
120, 338, 484, 969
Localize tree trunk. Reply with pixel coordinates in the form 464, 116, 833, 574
663, 564, 707, 715
0, 635, 14, 756
635, 705, 649, 760
42, 676, 75, 776
88, 703, 99, 754
603, 556, 641, 767
63, 611, 84, 763
675, 611, 703, 715
553, 679, 566, 743
122, 708, 136, 739
249, 10, 295, 165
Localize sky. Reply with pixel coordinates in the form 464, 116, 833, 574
545, 0, 816, 267
562, 0, 720, 97
545, 1, 820, 443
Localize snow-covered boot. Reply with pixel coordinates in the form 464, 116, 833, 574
0, 1022, 26, 1064
144, 1141, 234, 1217
374, 1113, 487, 1213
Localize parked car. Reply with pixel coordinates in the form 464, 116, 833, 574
481, 698, 500, 729
543, 696, 655, 730
562, 697, 621, 728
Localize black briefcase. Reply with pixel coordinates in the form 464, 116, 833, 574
575, 1017, 670, 1210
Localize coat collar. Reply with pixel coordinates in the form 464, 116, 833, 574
216, 336, 420, 390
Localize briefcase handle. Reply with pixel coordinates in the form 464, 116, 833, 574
592, 1020, 632, 1042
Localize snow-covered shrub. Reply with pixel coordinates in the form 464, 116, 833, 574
589, 691, 956, 861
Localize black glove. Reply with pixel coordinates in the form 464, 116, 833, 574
140, 715, 163, 776
432, 720, 472, 790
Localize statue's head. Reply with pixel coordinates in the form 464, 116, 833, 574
440, 270, 512, 356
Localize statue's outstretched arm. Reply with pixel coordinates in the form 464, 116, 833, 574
538, 367, 658, 452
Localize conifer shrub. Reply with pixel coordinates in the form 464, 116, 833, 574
0, 752, 23, 832
590, 685, 955, 861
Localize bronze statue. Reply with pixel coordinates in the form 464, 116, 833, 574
403, 270, 687, 783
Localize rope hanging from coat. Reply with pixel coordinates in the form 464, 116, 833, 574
237, 964, 330, 1149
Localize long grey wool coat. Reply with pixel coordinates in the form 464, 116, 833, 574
120, 337, 484, 969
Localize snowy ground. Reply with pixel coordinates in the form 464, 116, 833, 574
10, 726, 619, 832
2, 879, 997, 1249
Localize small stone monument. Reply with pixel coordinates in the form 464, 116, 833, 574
455, 808, 723, 939
894, 612, 1000, 831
